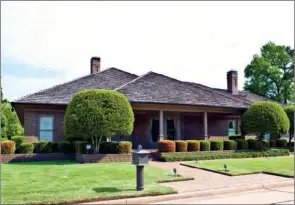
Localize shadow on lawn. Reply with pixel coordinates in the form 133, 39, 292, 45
93, 187, 136, 193
6, 160, 78, 166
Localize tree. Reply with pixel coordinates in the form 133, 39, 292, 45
244, 42, 294, 104
64, 89, 134, 153
284, 105, 294, 147
242, 101, 289, 150
1, 112, 7, 138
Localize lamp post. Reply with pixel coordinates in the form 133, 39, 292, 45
132, 144, 149, 191
86, 144, 91, 155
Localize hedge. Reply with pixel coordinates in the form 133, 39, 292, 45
1, 137, 8, 141
200, 140, 210, 151
269, 140, 276, 148
0, 140, 15, 154
235, 139, 248, 150
276, 139, 287, 148
223, 140, 237, 150
19, 143, 34, 154
51, 142, 59, 153
247, 139, 260, 150
175, 141, 188, 152
33, 141, 51, 153
158, 140, 176, 152
100, 142, 119, 154
58, 141, 73, 153
118, 141, 132, 154
210, 140, 224, 151
161, 149, 290, 162
74, 141, 89, 154
186, 140, 200, 152
228, 135, 244, 140
11, 136, 25, 153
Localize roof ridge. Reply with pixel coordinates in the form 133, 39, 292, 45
13, 67, 118, 102
114, 71, 152, 91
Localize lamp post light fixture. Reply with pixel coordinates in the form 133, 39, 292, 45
173, 168, 177, 177
86, 144, 91, 155
224, 164, 227, 172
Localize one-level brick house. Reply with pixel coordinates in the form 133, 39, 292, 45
12, 57, 277, 149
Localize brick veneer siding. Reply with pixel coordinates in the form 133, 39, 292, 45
75, 153, 132, 163
1, 153, 74, 163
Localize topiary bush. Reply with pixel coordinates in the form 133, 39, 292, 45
234, 139, 248, 150
276, 139, 287, 148
64, 89, 134, 153
1, 137, 8, 141
242, 101, 289, 150
158, 140, 176, 152
269, 140, 276, 148
284, 105, 294, 147
210, 140, 224, 151
51, 142, 59, 153
228, 135, 245, 140
223, 140, 237, 150
11, 136, 25, 153
33, 141, 51, 153
175, 140, 188, 152
262, 140, 270, 150
0, 140, 15, 154
19, 143, 34, 154
186, 140, 200, 152
100, 142, 119, 154
247, 139, 260, 150
74, 141, 89, 154
118, 141, 132, 154
200, 140, 210, 151
58, 141, 73, 153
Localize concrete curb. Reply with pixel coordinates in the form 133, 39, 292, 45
84, 180, 294, 204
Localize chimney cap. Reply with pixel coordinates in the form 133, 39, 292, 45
91, 56, 101, 61
227, 69, 238, 74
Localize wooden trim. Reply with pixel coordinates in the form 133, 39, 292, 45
131, 103, 241, 114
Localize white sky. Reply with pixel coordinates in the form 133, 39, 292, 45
1, 1, 294, 100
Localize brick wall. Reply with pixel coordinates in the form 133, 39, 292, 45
75, 153, 132, 163
1, 153, 74, 163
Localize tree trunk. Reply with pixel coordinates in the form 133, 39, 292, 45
260, 133, 264, 151
97, 137, 102, 153
289, 133, 293, 148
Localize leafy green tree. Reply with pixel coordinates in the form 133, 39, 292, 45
284, 105, 294, 147
244, 42, 294, 104
64, 89, 134, 152
242, 101, 289, 150
1, 112, 7, 138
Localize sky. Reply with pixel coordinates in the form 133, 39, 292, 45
1, 1, 294, 101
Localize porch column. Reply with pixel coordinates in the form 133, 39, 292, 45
159, 110, 164, 141
203, 112, 208, 140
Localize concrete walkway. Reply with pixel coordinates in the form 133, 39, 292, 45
150, 161, 294, 193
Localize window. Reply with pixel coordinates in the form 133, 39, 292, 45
228, 121, 234, 129
39, 117, 54, 141
151, 119, 159, 142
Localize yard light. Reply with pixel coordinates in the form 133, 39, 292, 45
224, 164, 227, 172
86, 144, 91, 155
173, 168, 177, 177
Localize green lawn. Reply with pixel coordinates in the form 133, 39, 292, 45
184, 157, 294, 177
2, 161, 187, 204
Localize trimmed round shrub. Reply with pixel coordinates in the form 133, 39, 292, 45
247, 139, 260, 150
64, 89, 134, 152
242, 102, 289, 140
1, 137, 8, 141
228, 135, 245, 140
200, 140, 210, 151
276, 139, 287, 148
51, 142, 59, 153
186, 140, 200, 152
74, 141, 88, 154
284, 105, 294, 134
223, 140, 237, 150
11, 136, 25, 153
262, 140, 270, 150
175, 140, 188, 152
210, 140, 224, 151
287, 142, 294, 147
118, 141, 132, 154
58, 141, 73, 153
1, 113, 7, 138
158, 140, 176, 152
33, 141, 51, 153
1, 140, 15, 154
19, 143, 34, 154
235, 139, 248, 150
100, 142, 119, 154
269, 140, 276, 148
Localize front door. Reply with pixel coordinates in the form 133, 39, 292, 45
167, 119, 176, 140
228, 121, 236, 136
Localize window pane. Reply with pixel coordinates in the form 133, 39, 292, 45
40, 130, 53, 142
40, 117, 53, 130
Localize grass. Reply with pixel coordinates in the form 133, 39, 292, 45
184, 157, 294, 177
1, 161, 190, 204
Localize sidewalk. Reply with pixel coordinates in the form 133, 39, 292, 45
149, 161, 293, 193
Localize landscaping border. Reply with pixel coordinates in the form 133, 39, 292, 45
156, 177, 194, 183
180, 163, 294, 178
0, 153, 75, 163
75, 153, 132, 163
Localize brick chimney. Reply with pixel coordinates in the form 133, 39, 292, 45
90, 57, 101, 74
227, 70, 238, 95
